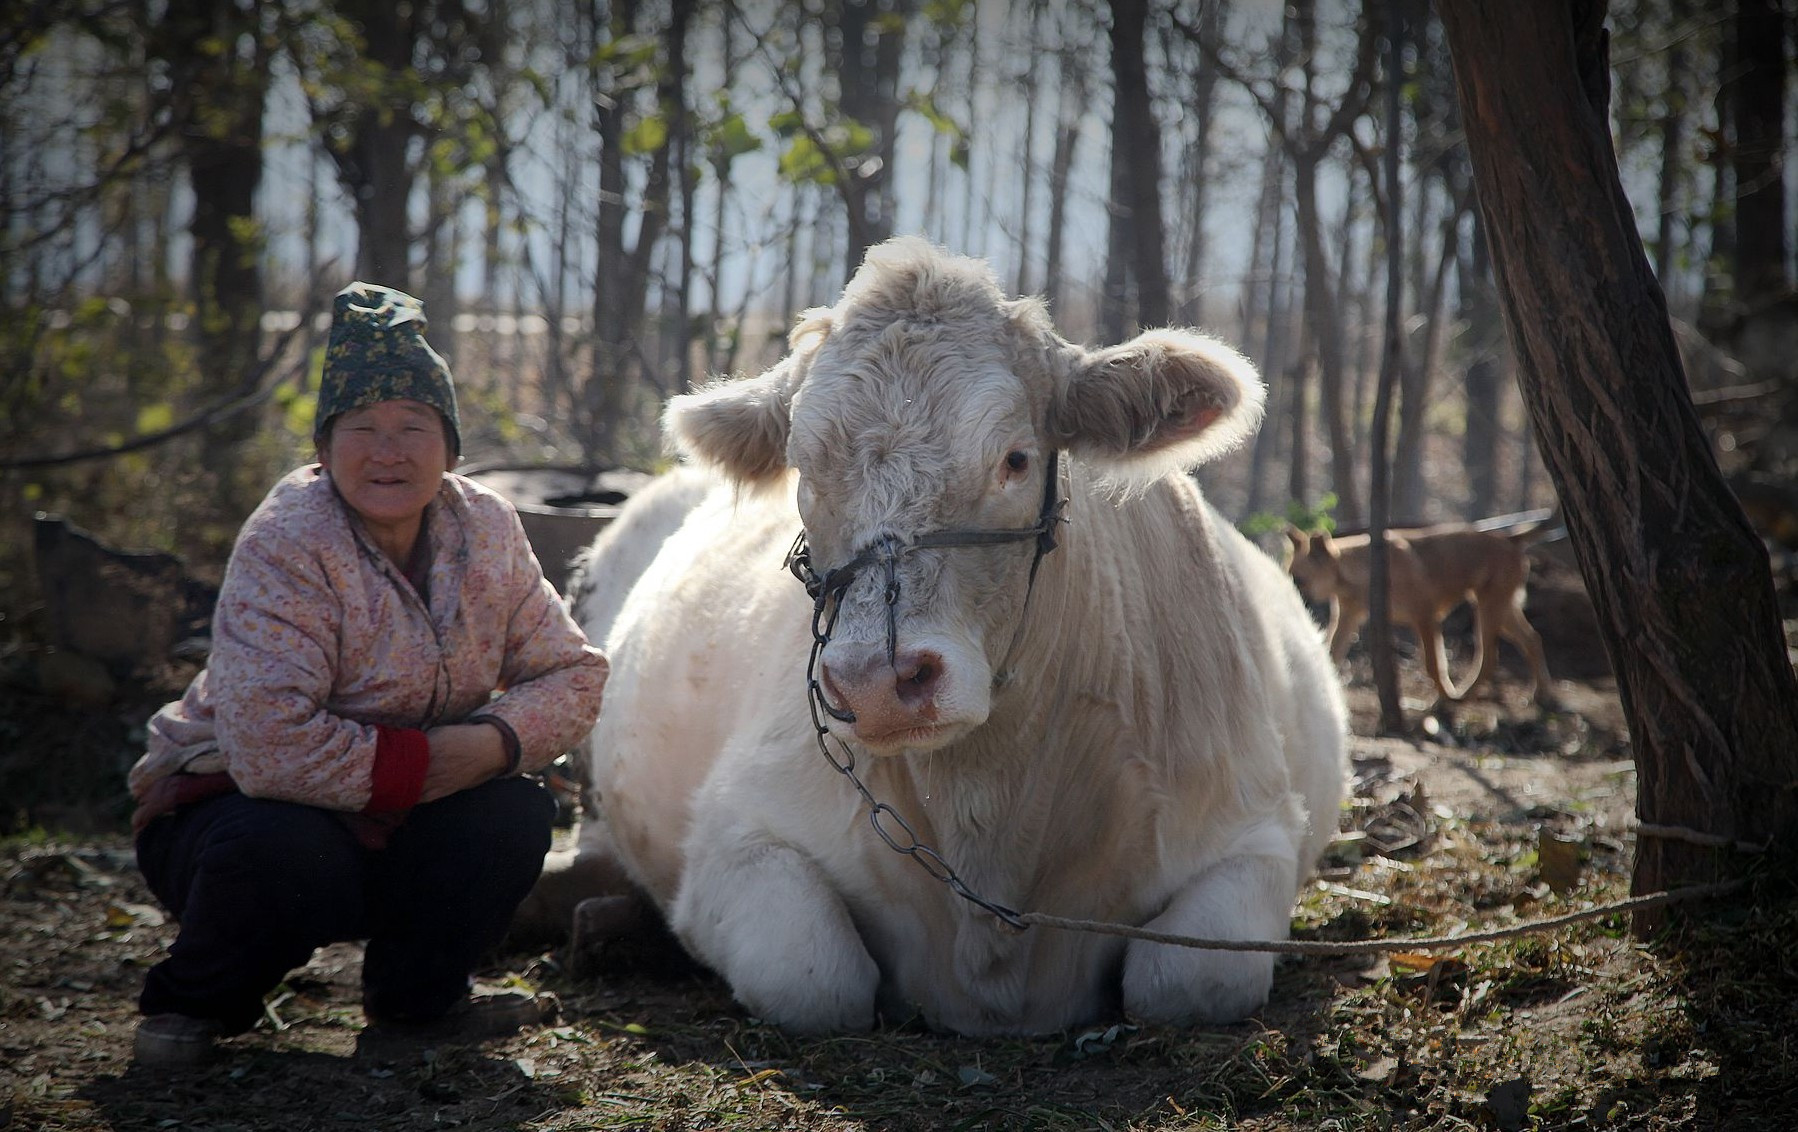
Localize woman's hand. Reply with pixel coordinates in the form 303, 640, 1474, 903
418, 722, 508, 804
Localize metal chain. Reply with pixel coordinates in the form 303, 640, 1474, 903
801, 596, 1029, 930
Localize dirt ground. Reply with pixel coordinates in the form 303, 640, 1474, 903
3, 628, 1796, 1130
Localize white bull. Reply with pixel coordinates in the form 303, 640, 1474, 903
563, 237, 1347, 1035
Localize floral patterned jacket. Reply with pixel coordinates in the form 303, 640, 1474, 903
129, 466, 608, 824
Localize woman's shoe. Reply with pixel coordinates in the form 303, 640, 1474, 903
133, 1013, 225, 1067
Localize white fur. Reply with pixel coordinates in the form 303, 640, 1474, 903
559, 239, 1347, 1036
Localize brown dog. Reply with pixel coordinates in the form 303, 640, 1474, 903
1284, 519, 1556, 705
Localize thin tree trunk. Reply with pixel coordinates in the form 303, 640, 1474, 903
1652, 0, 1689, 287
1178, 2, 1223, 324
1367, 0, 1405, 735
1238, 138, 1285, 365
1106, 0, 1170, 330
672, 0, 696, 395
1438, 0, 1798, 923
781, 191, 803, 327
1287, 330, 1311, 508
1339, 170, 1368, 435
1014, 0, 1045, 297
1394, 186, 1469, 520
1294, 152, 1362, 527
705, 11, 739, 377
420, 163, 460, 370
1731, 0, 1790, 304
1460, 210, 1503, 519
959, 10, 979, 254
1699, 9, 1736, 329
1043, 43, 1086, 318
1244, 160, 1291, 517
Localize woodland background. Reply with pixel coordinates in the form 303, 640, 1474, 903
1, 0, 1796, 824
5, 5, 1798, 1128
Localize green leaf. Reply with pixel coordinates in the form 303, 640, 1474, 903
707, 112, 762, 164
768, 109, 807, 138
777, 136, 835, 186
136, 402, 174, 435
622, 112, 668, 156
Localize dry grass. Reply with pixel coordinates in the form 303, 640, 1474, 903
3, 659, 1796, 1130
5, 711, 1796, 1131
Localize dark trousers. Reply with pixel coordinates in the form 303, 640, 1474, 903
135, 777, 555, 1033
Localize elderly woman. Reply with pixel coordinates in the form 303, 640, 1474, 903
126, 283, 608, 1066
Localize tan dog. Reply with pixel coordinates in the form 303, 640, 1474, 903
1284, 520, 1555, 705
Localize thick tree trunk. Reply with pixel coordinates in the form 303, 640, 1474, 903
349, 117, 414, 287
831, 0, 905, 272
336, 0, 419, 289
586, 0, 652, 463
157, 0, 270, 519
1438, 0, 1798, 923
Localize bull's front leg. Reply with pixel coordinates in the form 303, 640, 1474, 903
669, 832, 879, 1033
1120, 850, 1299, 1026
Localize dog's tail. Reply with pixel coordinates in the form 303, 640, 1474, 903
1473, 506, 1565, 546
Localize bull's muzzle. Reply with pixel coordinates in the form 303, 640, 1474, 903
818, 641, 946, 746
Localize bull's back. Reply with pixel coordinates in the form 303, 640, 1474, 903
589, 476, 813, 901
568, 465, 714, 648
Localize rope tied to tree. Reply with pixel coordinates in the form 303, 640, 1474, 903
788, 489, 1761, 959
1018, 878, 1747, 956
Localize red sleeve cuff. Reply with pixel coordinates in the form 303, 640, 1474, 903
368, 725, 431, 812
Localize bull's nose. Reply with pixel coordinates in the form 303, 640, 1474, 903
892, 650, 943, 711
818, 646, 945, 742
817, 661, 854, 719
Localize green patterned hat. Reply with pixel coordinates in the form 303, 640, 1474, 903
316, 282, 461, 455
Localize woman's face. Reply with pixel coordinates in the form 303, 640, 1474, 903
318, 399, 455, 532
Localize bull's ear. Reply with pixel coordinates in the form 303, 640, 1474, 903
1048, 328, 1265, 481
664, 309, 830, 484
665, 366, 794, 483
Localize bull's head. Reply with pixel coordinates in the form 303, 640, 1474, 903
667, 237, 1263, 755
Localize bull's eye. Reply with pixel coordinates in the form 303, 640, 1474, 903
1004, 450, 1029, 475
